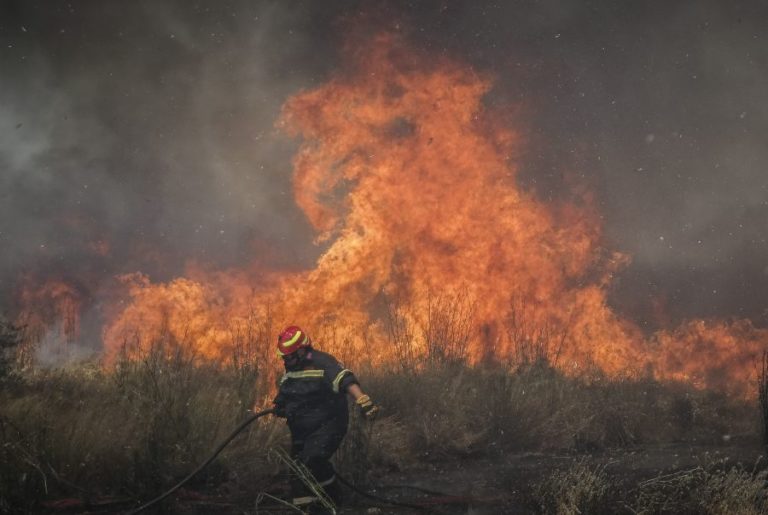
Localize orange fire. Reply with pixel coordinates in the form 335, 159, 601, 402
655, 319, 767, 394
96, 32, 765, 394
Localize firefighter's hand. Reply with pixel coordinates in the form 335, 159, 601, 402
355, 394, 379, 419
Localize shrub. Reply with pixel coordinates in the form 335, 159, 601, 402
530, 458, 613, 514
0, 339, 283, 513
0, 316, 762, 513
631, 459, 768, 515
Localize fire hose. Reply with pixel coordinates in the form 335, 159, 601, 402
127, 409, 454, 514
128, 409, 274, 514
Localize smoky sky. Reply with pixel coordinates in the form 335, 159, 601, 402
1, 0, 767, 332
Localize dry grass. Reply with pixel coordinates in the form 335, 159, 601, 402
530, 458, 613, 515
0, 349, 761, 513
631, 458, 768, 515
528, 457, 768, 514
0, 296, 763, 512
363, 362, 756, 466
0, 339, 285, 513
272, 448, 336, 514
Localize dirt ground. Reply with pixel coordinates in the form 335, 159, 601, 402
335, 440, 764, 514
37, 439, 763, 514
159, 439, 762, 514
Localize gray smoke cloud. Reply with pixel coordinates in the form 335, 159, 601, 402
1, 0, 766, 340
0, 1, 339, 301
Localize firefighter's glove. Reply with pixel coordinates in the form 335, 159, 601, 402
356, 394, 379, 419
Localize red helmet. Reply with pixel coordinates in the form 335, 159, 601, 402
276, 325, 311, 357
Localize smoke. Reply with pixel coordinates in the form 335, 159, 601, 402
0, 1, 343, 303
1, 0, 766, 348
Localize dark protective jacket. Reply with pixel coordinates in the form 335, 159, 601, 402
273, 349, 359, 437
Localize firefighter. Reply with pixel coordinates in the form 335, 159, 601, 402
270, 325, 378, 513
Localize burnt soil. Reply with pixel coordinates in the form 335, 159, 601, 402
36, 439, 763, 514
166, 439, 763, 514
342, 440, 764, 514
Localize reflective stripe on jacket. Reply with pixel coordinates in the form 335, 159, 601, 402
273, 349, 358, 434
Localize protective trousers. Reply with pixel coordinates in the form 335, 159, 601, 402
290, 416, 346, 512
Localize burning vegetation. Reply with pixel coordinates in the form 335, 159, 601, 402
14, 32, 764, 395
2, 21, 768, 515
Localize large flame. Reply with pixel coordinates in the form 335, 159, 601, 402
269, 33, 644, 371
31, 32, 762, 395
